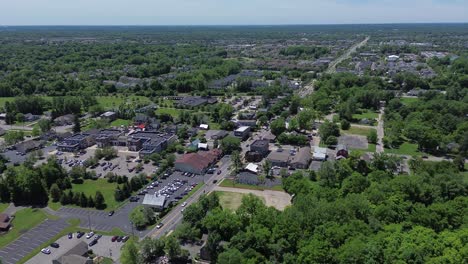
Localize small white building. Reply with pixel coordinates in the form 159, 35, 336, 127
245, 163, 259, 174
198, 143, 209, 150
387, 55, 400, 62
142, 194, 166, 211
313, 147, 327, 161
199, 124, 209, 130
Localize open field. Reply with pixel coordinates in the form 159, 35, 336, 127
216, 191, 266, 211
342, 126, 376, 136
220, 179, 284, 191
155, 108, 181, 118
400, 97, 420, 105
352, 110, 378, 120
214, 186, 291, 210
0, 208, 47, 248
385, 142, 422, 156
96, 95, 152, 109
111, 119, 132, 127
71, 179, 124, 211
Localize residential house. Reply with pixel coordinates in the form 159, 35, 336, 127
336, 145, 349, 160
237, 171, 260, 185
234, 126, 250, 140
24, 113, 40, 122
54, 114, 75, 126
100, 111, 117, 121
15, 140, 44, 154
209, 130, 229, 140
290, 147, 312, 169
313, 147, 327, 161
250, 139, 270, 157
236, 120, 257, 127
175, 149, 222, 174
267, 150, 290, 167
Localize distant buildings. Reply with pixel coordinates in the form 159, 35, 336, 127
176, 96, 218, 107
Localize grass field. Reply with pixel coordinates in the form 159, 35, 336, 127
400, 97, 420, 105
71, 179, 123, 211
96, 95, 152, 109
352, 110, 378, 120
0, 208, 47, 248
155, 108, 182, 118
385, 142, 422, 156
220, 179, 284, 191
0, 203, 9, 213
216, 191, 265, 211
342, 126, 376, 136
111, 119, 132, 127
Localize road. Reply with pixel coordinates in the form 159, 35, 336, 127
376, 106, 385, 153
298, 36, 370, 97
146, 156, 232, 240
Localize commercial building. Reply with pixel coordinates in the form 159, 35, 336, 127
250, 139, 270, 157
57, 133, 96, 152
127, 131, 177, 157
234, 126, 250, 140
175, 149, 222, 174
95, 129, 124, 148
142, 195, 166, 211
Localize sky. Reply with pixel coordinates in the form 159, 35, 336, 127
0, 0, 467, 25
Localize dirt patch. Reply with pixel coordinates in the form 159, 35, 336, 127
213, 186, 292, 210
339, 134, 368, 150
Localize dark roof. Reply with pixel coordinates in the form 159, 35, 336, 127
251, 139, 269, 149
15, 140, 43, 153
237, 171, 259, 185
0, 213, 11, 229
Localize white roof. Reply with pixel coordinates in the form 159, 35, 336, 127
198, 143, 208, 149
235, 126, 250, 132
142, 194, 165, 207
199, 124, 209, 129
313, 152, 326, 160
100, 111, 116, 117
314, 147, 327, 155
245, 163, 259, 173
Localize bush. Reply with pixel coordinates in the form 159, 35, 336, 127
325, 136, 338, 146
341, 120, 351, 130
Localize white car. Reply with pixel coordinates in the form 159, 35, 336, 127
41, 248, 51, 254
86, 232, 95, 239
181, 202, 187, 207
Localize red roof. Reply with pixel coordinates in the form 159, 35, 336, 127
176, 149, 222, 171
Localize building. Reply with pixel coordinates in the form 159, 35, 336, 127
387, 55, 400, 62
267, 150, 290, 167
260, 130, 276, 142
54, 114, 75, 126
95, 129, 124, 148
209, 130, 229, 140
127, 131, 176, 157
142, 194, 166, 211
15, 140, 43, 154
245, 163, 259, 174
24, 113, 41, 122
234, 126, 250, 140
237, 171, 260, 185
336, 145, 349, 160
177, 96, 218, 107
199, 124, 209, 130
52, 241, 91, 264
290, 147, 312, 169
313, 147, 327, 161
175, 149, 222, 174
236, 120, 257, 127
0, 213, 12, 231
57, 133, 96, 152
100, 111, 117, 121
250, 139, 270, 157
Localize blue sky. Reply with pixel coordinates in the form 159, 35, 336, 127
1, 0, 467, 25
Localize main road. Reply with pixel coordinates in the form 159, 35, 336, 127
145, 155, 232, 239
299, 36, 370, 97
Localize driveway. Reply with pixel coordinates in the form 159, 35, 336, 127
0, 219, 68, 264
376, 106, 385, 153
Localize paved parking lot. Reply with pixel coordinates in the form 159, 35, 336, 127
0, 219, 68, 264
25, 234, 123, 264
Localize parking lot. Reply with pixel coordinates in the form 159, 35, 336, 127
338, 135, 368, 150
25, 234, 123, 264
0, 219, 68, 264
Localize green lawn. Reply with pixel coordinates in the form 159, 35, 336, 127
0, 203, 9, 213
220, 179, 284, 191
71, 179, 124, 211
111, 119, 132, 127
352, 110, 378, 120
385, 142, 422, 156
0, 208, 47, 248
400, 97, 420, 105
216, 191, 266, 211
342, 126, 376, 137
48, 201, 62, 211
96, 95, 152, 109
155, 108, 182, 118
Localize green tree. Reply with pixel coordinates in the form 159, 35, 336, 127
94, 191, 105, 209
231, 151, 242, 174
270, 118, 286, 136
319, 120, 340, 142
121, 240, 139, 264
220, 136, 241, 155
72, 115, 81, 133
49, 183, 61, 202
341, 119, 350, 130
367, 129, 378, 144
38, 119, 52, 133
139, 237, 166, 264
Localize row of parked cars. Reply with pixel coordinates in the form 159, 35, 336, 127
111, 235, 130, 242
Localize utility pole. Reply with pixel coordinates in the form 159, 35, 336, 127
130, 221, 134, 237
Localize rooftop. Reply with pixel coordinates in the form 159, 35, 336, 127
142, 194, 166, 207
235, 126, 250, 133
251, 139, 269, 148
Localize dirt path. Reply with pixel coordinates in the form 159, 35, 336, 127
376, 106, 385, 153
213, 186, 292, 211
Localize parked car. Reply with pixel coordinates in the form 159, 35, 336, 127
116, 236, 123, 242
129, 196, 139, 202
77, 231, 85, 238
86, 232, 95, 239
122, 236, 129, 242
217, 170, 222, 175
89, 239, 98, 247
181, 202, 187, 207
68, 232, 73, 239
41, 248, 51, 254
111, 236, 118, 242
108, 211, 114, 216
50, 243, 60, 248
96, 234, 103, 240
156, 223, 164, 229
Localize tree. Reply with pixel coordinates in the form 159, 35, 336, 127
325, 135, 338, 146
263, 160, 272, 178
49, 183, 61, 202
121, 240, 139, 264
129, 205, 156, 229
231, 151, 242, 174
218, 248, 245, 264
270, 118, 286, 136
297, 109, 316, 130
341, 119, 351, 130
220, 136, 241, 155
139, 238, 165, 264
319, 120, 340, 142
94, 191, 105, 209
368, 129, 378, 144
38, 119, 52, 133
72, 114, 81, 133
165, 236, 182, 260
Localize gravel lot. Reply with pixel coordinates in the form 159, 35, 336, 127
338, 134, 368, 150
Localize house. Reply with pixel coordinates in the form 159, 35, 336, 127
127, 131, 177, 158
57, 133, 96, 152
261, 130, 276, 142
175, 149, 222, 174
52, 241, 92, 264
267, 150, 290, 167
95, 129, 124, 148
198, 143, 209, 150
290, 147, 312, 169
15, 140, 44, 154
209, 130, 229, 140
237, 171, 260, 185
100, 111, 117, 121
250, 139, 270, 157
0, 213, 12, 231
54, 114, 75, 126
142, 194, 166, 211
133, 113, 159, 129
313, 147, 327, 161
24, 113, 40, 122
336, 145, 349, 160
234, 126, 250, 140
236, 120, 257, 127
